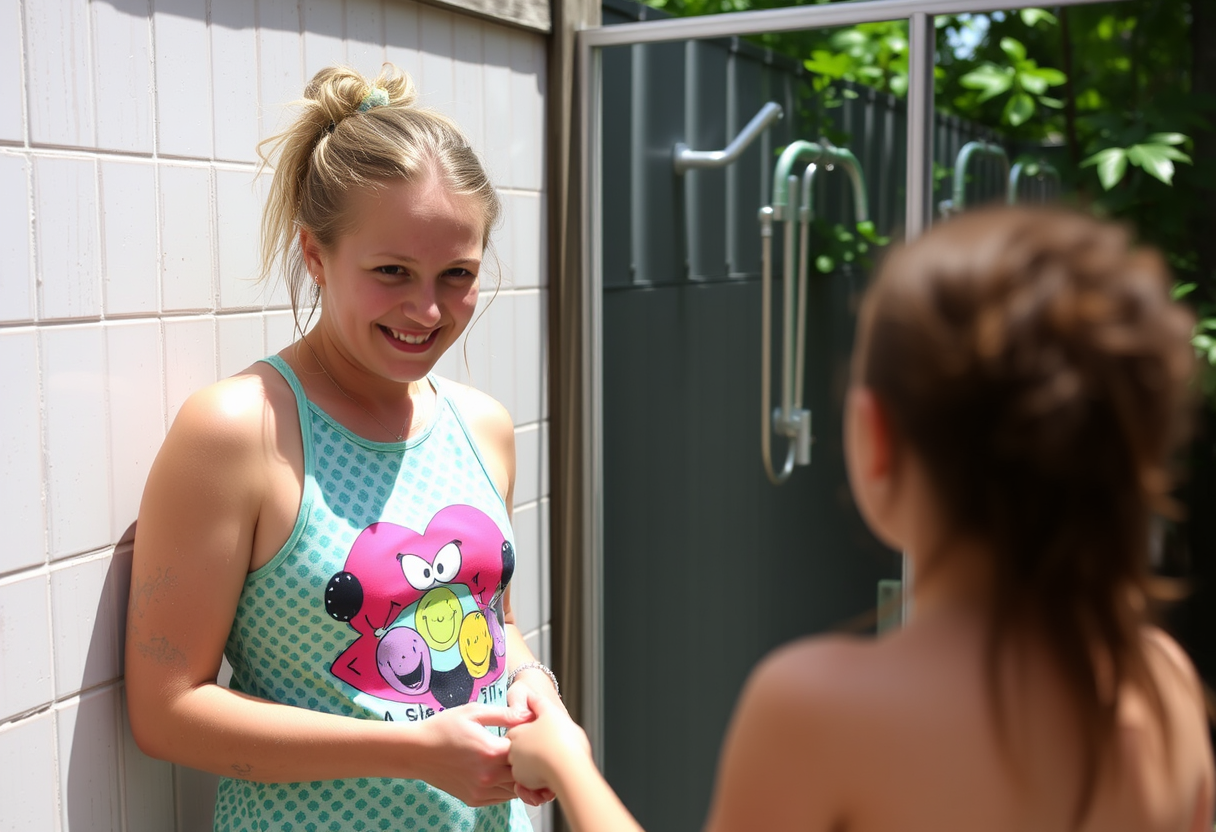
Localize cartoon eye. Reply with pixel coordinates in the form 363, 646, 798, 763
398, 553, 438, 591
431, 541, 462, 584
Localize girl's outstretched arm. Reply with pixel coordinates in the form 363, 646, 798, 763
507, 690, 645, 832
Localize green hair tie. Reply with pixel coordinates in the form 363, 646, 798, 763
358, 87, 390, 112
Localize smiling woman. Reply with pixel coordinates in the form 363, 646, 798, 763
124, 63, 561, 832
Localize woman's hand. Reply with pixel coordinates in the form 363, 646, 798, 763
414, 703, 533, 806
507, 688, 592, 793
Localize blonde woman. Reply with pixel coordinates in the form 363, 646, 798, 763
126, 64, 556, 831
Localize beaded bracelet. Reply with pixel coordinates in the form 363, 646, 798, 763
507, 661, 559, 696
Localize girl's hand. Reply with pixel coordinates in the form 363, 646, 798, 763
415, 703, 532, 806
507, 688, 592, 793
505, 680, 562, 805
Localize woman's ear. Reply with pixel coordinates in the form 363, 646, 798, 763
299, 228, 324, 284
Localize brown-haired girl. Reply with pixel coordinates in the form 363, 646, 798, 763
507, 206, 1214, 832
126, 64, 556, 831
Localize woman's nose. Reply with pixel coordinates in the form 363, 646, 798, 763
400, 279, 441, 325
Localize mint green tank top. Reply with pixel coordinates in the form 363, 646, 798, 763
212, 356, 532, 832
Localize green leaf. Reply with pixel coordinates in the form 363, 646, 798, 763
1081, 147, 1127, 190
960, 65, 1013, 102
1159, 146, 1193, 164
804, 50, 852, 78
1024, 66, 1067, 87
1000, 37, 1027, 62
1038, 96, 1065, 109
1172, 282, 1197, 300
1019, 8, 1058, 27
1146, 132, 1188, 146
1019, 72, 1049, 95
815, 255, 834, 274
1003, 92, 1035, 127
1125, 144, 1177, 185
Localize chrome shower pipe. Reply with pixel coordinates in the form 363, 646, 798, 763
1008, 159, 1061, 205
674, 102, 783, 174
758, 204, 795, 484
939, 140, 1009, 217
760, 141, 869, 485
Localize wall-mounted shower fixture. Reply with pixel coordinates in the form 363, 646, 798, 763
938, 140, 1009, 218
760, 140, 870, 486
673, 102, 783, 174
1008, 159, 1061, 205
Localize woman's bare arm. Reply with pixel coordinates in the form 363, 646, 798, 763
124, 375, 524, 803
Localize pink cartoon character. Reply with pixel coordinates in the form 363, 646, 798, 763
323, 504, 515, 706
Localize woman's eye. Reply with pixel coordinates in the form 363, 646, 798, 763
444, 268, 476, 280
376, 265, 408, 276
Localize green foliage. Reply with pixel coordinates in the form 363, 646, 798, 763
956, 36, 1066, 127
1082, 133, 1192, 188
804, 22, 911, 96
810, 219, 891, 275
640, 0, 1215, 390
1173, 282, 1216, 401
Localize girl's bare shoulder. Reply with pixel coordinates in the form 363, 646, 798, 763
1142, 626, 1206, 703
744, 634, 890, 720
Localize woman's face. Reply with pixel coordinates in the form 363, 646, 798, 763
307, 176, 485, 383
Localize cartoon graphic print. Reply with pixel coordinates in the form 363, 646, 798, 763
416, 588, 462, 651
324, 504, 515, 709
459, 610, 493, 679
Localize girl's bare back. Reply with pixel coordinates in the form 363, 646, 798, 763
705, 619, 1213, 832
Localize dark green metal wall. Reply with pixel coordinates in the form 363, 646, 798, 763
597, 3, 1006, 828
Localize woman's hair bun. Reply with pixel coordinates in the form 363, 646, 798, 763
303, 64, 418, 130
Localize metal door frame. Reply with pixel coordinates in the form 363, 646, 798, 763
576, 0, 1118, 759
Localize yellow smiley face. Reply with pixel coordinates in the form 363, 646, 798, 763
416, 588, 461, 651
458, 611, 493, 679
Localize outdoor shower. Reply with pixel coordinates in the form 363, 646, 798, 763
939, 139, 1061, 217
672, 101, 871, 486
759, 141, 870, 485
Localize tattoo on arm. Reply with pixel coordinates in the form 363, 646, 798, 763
130, 567, 178, 620
231, 763, 254, 777
136, 635, 188, 668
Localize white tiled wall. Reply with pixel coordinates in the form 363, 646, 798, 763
0, 1, 551, 830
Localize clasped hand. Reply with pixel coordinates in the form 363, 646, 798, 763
417, 678, 574, 807
506, 686, 592, 797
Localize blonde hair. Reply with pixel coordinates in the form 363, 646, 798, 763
258, 63, 501, 326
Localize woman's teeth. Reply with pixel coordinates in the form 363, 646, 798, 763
387, 328, 430, 345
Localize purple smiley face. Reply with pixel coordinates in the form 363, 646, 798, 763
376, 627, 432, 696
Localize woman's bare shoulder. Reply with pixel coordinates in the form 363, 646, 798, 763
438, 377, 513, 434
157, 362, 298, 473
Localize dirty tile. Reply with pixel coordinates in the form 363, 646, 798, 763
35, 156, 101, 321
